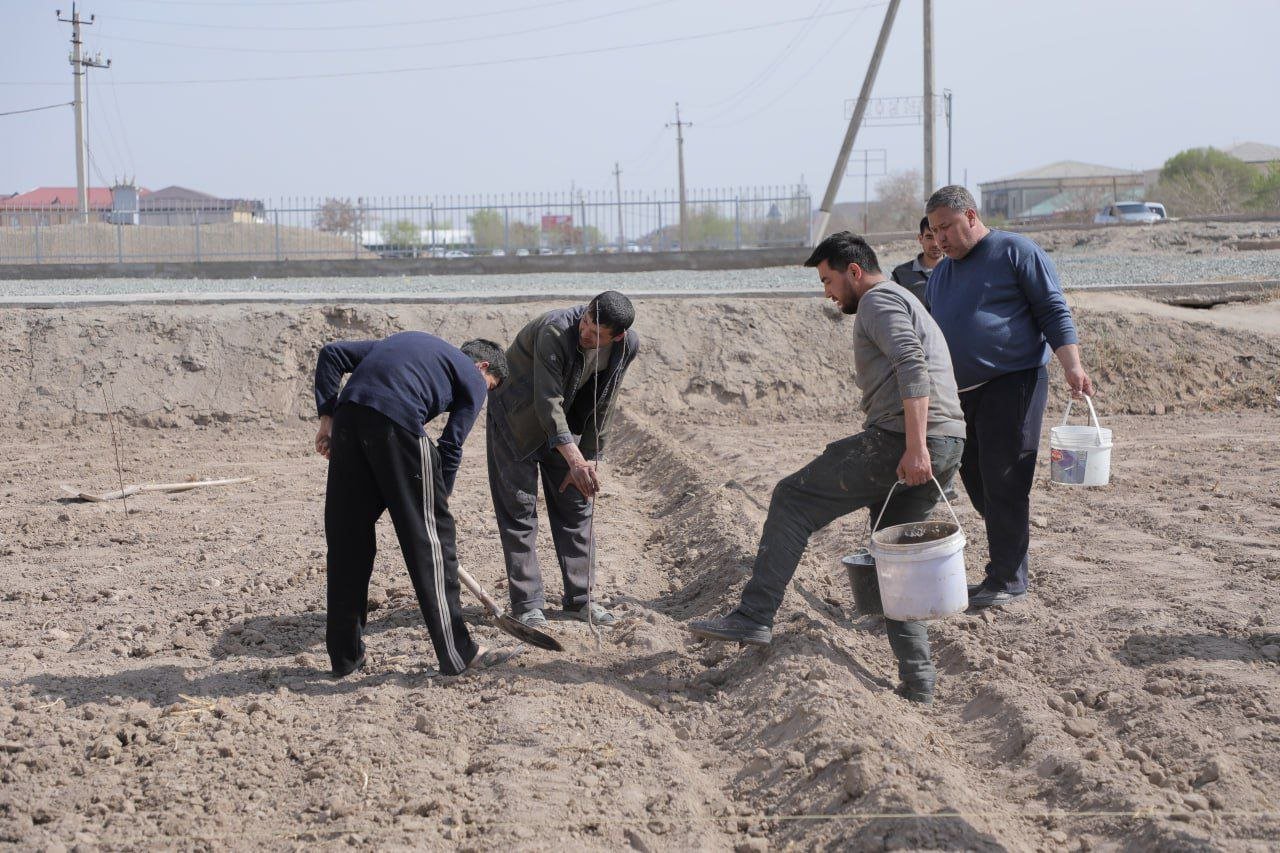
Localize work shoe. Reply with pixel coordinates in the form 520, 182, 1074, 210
968, 587, 1028, 609
687, 611, 772, 646
569, 602, 618, 627
895, 682, 935, 705
516, 608, 548, 629
967, 582, 985, 596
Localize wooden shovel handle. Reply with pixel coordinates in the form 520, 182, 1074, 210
455, 567, 502, 619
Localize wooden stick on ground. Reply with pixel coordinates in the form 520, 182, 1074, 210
60, 477, 254, 503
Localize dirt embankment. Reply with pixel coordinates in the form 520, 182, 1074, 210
1, 294, 1277, 432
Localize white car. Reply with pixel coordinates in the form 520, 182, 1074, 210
1094, 202, 1162, 225
443, 249, 469, 259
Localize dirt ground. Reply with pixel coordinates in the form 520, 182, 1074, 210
0, 293, 1277, 850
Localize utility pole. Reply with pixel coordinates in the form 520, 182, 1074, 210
613, 161, 625, 249
944, 89, 953, 185
812, 0, 901, 244
922, 0, 935, 199
667, 102, 691, 249
58, 4, 110, 224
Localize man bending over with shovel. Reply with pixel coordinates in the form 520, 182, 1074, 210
314, 332, 514, 677
688, 232, 965, 704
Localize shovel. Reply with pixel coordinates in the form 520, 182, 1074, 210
456, 567, 564, 652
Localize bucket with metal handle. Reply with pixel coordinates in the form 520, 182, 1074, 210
868, 477, 968, 621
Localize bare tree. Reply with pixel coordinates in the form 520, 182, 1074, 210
315, 198, 358, 234
874, 169, 924, 232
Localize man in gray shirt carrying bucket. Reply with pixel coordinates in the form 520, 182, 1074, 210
688, 232, 965, 704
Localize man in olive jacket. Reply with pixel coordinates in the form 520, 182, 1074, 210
486, 291, 640, 629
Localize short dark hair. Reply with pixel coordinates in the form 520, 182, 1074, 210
925, 185, 978, 215
586, 290, 635, 334
803, 231, 881, 274
918, 216, 931, 236
460, 338, 508, 384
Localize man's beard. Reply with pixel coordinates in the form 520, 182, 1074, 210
841, 294, 859, 314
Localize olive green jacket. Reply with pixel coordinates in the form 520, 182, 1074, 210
489, 305, 640, 460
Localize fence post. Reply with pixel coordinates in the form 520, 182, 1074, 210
116, 221, 124, 263
657, 202, 664, 252
503, 207, 510, 254
735, 197, 742, 249
34, 217, 42, 263
274, 208, 281, 262
194, 210, 202, 262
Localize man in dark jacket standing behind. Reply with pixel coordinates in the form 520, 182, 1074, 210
314, 333, 510, 678
487, 291, 640, 629
926, 185, 1094, 609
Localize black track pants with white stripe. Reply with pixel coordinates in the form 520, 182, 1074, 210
324, 403, 477, 676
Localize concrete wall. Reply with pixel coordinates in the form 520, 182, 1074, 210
0, 246, 813, 281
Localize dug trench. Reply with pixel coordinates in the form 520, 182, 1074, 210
0, 294, 1277, 849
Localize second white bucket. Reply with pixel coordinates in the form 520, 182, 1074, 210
869, 478, 968, 621
1049, 395, 1112, 487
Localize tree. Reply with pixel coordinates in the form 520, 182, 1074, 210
874, 169, 924, 232
469, 208, 504, 249
380, 219, 421, 247
1250, 164, 1280, 211
1150, 148, 1256, 215
683, 205, 735, 249
315, 198, 359, 234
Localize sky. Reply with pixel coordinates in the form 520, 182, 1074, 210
2, 0, 1278, 204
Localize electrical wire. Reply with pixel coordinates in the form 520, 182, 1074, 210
0, 102, 72, 117
694, 0, 834, 116
104, 0, 589, 31
103, 67, 138, 180
92, 0, 678, 55
3, 5, 882, 87
702, 1, 874, 130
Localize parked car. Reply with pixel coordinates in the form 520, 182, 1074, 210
1144, 202, 1168, 219
1094, 202, 1162, 224
443, 249, 469, 259
490, 249, 506, 257
515, 248, 530, 257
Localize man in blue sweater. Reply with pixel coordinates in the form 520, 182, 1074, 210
314, 332, 511, 677
925, 186, 1095, 608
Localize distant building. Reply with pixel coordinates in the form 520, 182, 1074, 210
0, 186, 129, 226
978, 161, 1146, 220
1223, 141, 1280, 174
139, 185, 265, 225
0, 184, 265, 227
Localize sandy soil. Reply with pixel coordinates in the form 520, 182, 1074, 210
0, 294, 1277, 850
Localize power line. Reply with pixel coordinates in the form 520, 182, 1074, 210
0, 102, 72, 117
694, 0, 834, 116
4, 5, 885, 88
703, 2, 874, 130
103, 0, 589, 31
118, 0, 365, 6
91, 0, 677, 55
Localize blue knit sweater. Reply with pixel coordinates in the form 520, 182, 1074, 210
925, 230, 1078, 389
314, 332, 487, 492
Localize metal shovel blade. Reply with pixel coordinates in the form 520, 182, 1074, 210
495, 613, 564, 652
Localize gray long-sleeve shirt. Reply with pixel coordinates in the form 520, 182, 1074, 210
853, 281, 966, 439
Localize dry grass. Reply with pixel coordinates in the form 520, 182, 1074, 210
0, 222, 377, 264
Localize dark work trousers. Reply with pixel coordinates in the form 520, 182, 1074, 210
486, 412, 593, 615
958, 365, 1049, 595
736, 427, 964, 691
325, 403, 478, 677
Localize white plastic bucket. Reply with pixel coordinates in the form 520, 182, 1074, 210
868, 478, 968, 621
1049, 396, 1112, 487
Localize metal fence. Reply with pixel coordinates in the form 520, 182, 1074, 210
0, 187, 812, 265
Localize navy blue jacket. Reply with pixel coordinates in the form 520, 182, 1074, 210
926, 230, 1079, 389
314, 332, 487, 492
